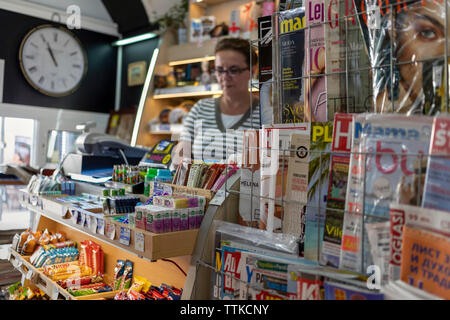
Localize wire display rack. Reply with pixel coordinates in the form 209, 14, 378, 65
182, 0, 450, 300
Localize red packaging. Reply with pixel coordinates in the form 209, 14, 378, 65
58, 275, 103, 289
79, 241, 88, 267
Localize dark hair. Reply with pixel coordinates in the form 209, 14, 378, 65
215, 37, 258, 67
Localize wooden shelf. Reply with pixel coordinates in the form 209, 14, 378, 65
153, 90, 222, 100
168, 56, 215, 67
8, 248, 122, 300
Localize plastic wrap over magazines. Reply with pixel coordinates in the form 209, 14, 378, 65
214, 221, 299, 255
354, 0, 449, 115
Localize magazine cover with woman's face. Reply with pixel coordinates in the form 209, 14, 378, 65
355, 0, 449, 115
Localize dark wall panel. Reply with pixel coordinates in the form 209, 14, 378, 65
0, 9, 118, 114
120, 37, 159, 110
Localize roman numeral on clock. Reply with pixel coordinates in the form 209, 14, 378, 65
38, 76, 45, 84
28, 66, 37, 73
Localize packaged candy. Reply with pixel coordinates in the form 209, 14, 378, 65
113, 260, 125, 290
120, 260, 134, 290
127, 275, 151, 300
18, 229, 31, 252
180, 209, 189, 231
21, 234, 37, 255
57, 275, 102, 289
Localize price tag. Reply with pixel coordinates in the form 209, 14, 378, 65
105, 223, 116, 240
210, 190, 226, 206
51, 284, 59, 300
119, 227, 131, 246
135, 231, 145, 252
70, 209, 78, 225
79, 212, 86, 226
97, 218, 105, 235
88, 215, 97, 233
61, 205, 68, 218
26, 269, 34, 280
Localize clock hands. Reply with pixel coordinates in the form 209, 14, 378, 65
46, 42, 58, 67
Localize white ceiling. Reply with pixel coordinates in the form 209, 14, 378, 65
25, 0, 114, 22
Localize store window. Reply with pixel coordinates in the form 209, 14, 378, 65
0, 117, 36, 260
0, 117, 35, 165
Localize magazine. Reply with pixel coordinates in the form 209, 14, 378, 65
422, 116, 450, 212
400, 225, 450, 299
353, 0, 448, 115
321, 113, 353, 268
288, 265, 324, 300
389, 203, 450, 282
260, 123, 309, 233
239, 130, 261, 227
340, 114, 433, 273
304, 0, 327, 122
220, 245, 245, 300
240, 252, 297, 300
303, 122, 333, 262
258, 15, 274, 126
272, 7, 306, 123
323, 280, 384, 300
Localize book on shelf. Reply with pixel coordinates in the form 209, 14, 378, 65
260, 123, 309, 233
323, 280, 384, 300
272, 7, 306, 124
389, 203, 450, 282
239, 1, 261, 40
422, 116, 450, 212
258, 14, 273, 126
400, 225, 450, 300
304, 0, 327, 122
321, 113, 353, 268
340, 114, 433, 273
353, 0, 447, 115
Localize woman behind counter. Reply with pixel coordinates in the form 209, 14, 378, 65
173, 38, 260, 164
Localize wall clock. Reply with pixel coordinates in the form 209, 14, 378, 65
19, 24, 88, 97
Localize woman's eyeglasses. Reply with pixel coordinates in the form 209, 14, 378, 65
214, 66, 249, 77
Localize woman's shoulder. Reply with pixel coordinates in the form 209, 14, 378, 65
194, 97, 217, 108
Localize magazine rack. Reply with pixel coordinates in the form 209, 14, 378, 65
183, 0, 450, 300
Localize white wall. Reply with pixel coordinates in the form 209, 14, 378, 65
0, 103, 108, 168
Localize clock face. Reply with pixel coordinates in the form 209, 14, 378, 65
19, 24, 88, 97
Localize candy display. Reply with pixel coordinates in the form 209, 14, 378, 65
101, 188, 140, 214
31, 246, 79, 268
113, 276, 182, 300
79, 240, 104, 276
12, 229, 68, 256
112, 165, 146, 184
5, 282, 49, 300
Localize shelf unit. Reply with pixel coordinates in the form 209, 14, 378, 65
10, 187, 194, 300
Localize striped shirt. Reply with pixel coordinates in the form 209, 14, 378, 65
180, 97, 260, 162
